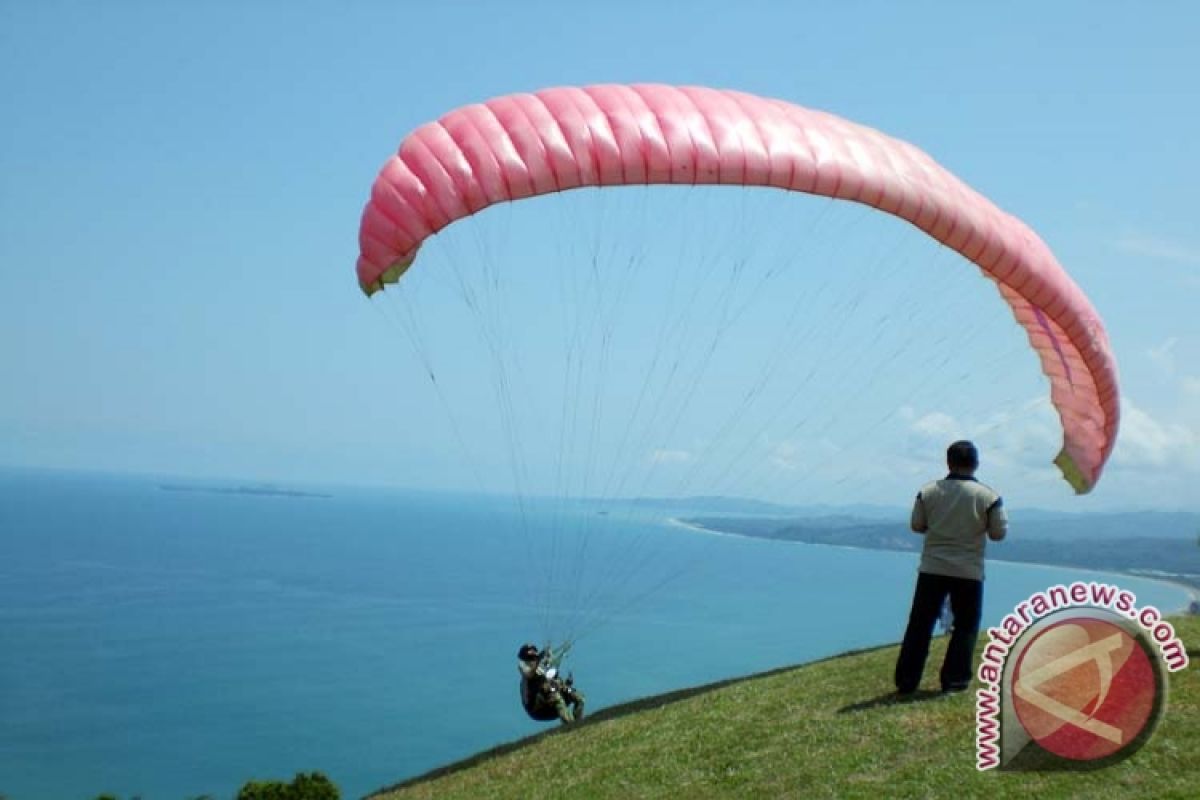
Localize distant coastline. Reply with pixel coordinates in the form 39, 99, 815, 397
158, 483, 331, 499
674, 515, 1200, 610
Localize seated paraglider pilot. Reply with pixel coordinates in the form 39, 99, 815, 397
517, 643, 585, 724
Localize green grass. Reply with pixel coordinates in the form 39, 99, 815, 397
372, 615, 1199, 799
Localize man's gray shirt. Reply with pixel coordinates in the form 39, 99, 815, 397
911, 474, 1007, 581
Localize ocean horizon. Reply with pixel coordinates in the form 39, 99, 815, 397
0, 467, 1190, 799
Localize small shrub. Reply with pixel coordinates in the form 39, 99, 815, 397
236, 771, 339, 800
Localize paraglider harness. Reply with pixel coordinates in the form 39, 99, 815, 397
518, 643, 585, 723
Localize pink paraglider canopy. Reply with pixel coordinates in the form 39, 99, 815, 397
355, 84, 1118, 494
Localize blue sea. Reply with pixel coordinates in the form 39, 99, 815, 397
0, 469, 1190, 799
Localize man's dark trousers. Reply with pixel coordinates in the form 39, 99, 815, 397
894, 571, 983, 693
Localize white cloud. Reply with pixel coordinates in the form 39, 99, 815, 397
1147, 338, 1179, 376
902, 401, 1058, 457
910, 411, 959, 440
894, 399, 1063, 482
760, 437, 840, 473
766, 440, 799, 471
1115, 234, 1200, 267
758, 393, 1200, 509
983, 401, 1061, 467
1110, 397, 1199, 470
648, 448, 692, 464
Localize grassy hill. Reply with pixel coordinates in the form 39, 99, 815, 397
372, 616, 1199, 799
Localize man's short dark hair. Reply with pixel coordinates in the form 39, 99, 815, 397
947, 440, 979, 471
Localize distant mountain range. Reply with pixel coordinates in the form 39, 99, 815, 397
681, 510, 1200, 592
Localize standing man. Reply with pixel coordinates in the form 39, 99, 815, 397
894, 440, 1007, 694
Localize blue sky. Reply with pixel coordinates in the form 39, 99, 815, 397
2, 1, 1198, 511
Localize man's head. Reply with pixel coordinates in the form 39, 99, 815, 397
518, 643, 541, 663
946, 440, 979, 474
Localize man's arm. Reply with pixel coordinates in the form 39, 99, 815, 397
542, 646, 563, 670
987, 498, 1007, 541
911, 492, 928, 533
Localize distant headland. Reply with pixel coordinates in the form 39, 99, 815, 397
158, 483, 331, 499
679, 509, 1200, 595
